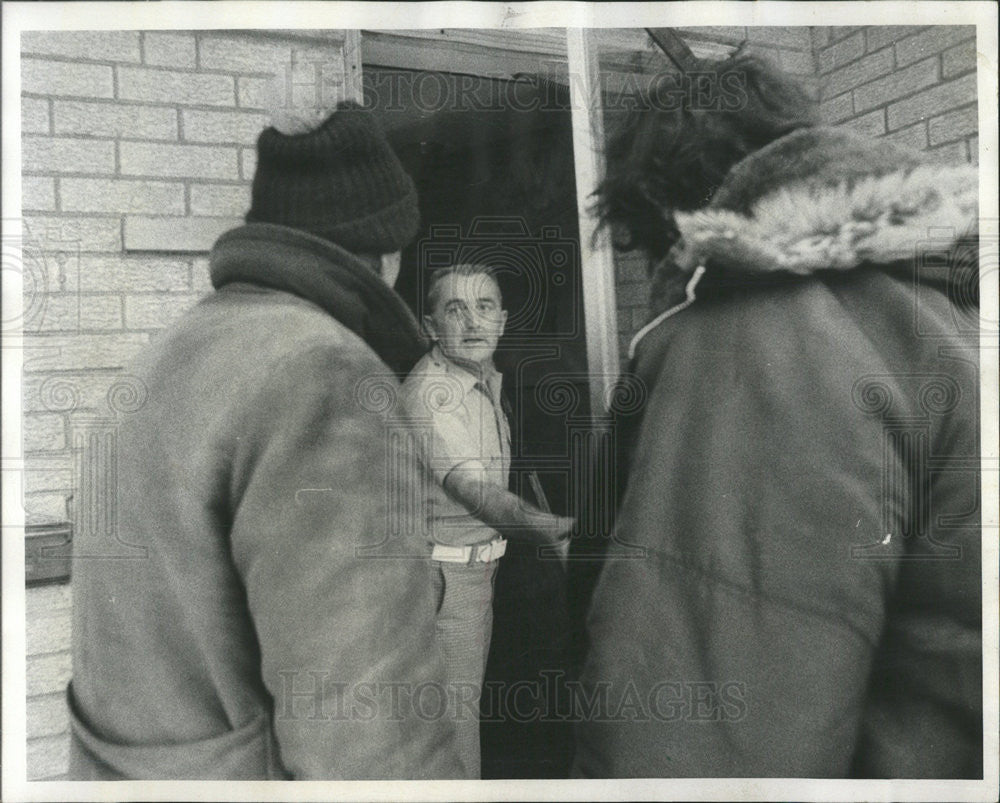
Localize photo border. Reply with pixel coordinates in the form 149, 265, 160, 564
3, 2, 997, 801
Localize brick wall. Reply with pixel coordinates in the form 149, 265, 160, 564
25, 584, 73, 779
815, 25, 978, 163
20, 29, 350, 526
20, 28, 350, 780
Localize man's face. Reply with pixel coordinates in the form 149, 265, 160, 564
424, 272, 507, 371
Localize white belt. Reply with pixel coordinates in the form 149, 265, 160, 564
431, 537, 507, 564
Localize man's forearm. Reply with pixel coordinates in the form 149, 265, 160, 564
443, 469, 572, 545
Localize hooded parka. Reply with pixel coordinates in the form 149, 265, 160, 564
575, 128, 982, 778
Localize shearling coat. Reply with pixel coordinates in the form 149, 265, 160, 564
67, 224, 462, 779
575, 128, 982, 778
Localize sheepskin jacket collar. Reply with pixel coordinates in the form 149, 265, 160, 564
648, 127, 979, 317
210, 223, 427, 376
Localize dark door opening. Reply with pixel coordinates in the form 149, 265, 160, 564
365, 65, 581, 778
366, 67, 590, 518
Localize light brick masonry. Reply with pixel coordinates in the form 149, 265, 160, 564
119, 140, 240, 180
117, 66, 236, 107
59, 178, 186, 215
17, 31, 352, 778
21, 58, 114, 98
816, 25, 978, 164
142, 32, 197, 69
53, 100, 179, 140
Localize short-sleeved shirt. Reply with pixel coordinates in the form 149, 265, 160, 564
401, 344, 512, 547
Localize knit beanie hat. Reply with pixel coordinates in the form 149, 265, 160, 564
246, 100, 419, 254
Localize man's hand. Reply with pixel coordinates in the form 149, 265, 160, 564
521, 511, 575, 544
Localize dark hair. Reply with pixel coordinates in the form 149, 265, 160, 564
594, 49, 818, 260
424, 263, 501, 315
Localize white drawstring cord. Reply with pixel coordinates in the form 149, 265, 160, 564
627, 264, 706, 360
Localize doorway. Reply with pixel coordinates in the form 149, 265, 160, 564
364, 63, 582, 778
366, 66, 591, 517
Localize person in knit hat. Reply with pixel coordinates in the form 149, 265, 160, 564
247, 100, 420, 261
67, 101, 463, 780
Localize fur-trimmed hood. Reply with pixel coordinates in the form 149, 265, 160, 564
676, 139, 977, 277
639, 128, 978, 352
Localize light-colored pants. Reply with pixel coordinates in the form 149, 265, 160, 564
431, 560, 499, 779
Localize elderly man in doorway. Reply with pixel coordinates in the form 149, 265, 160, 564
401, 263, 574, 778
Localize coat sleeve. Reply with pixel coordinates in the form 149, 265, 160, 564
578, 277, 920, 777
227, 345, 461, 779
